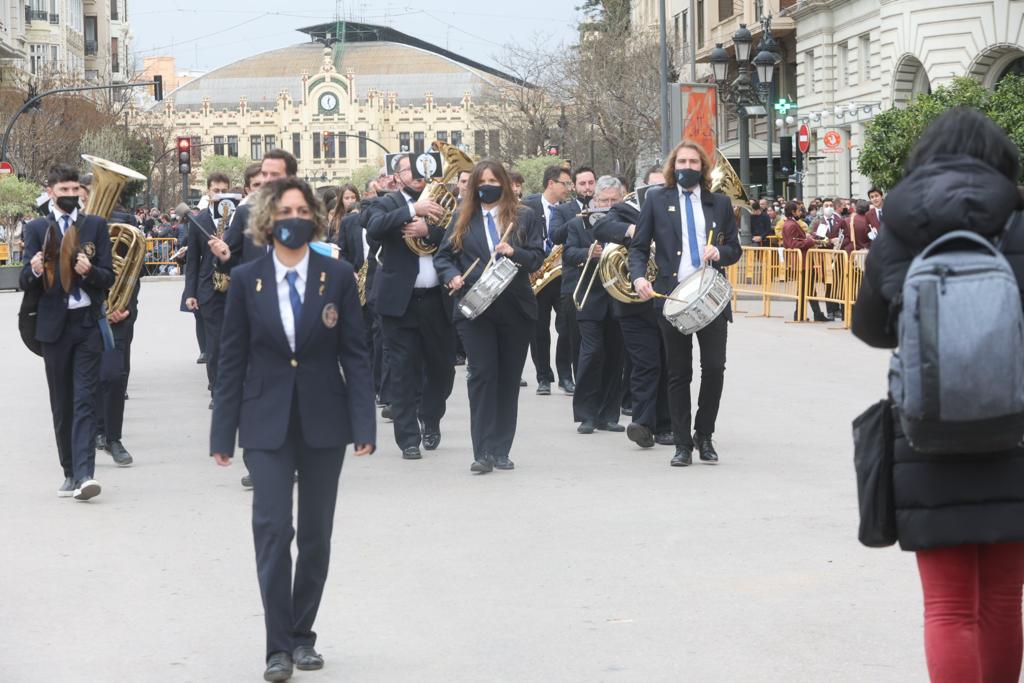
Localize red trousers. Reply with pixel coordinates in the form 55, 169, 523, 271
916, 542, 1024, 682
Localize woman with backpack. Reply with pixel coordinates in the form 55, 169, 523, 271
852, 107, 1024, 683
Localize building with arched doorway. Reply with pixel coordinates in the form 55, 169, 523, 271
789, 0, 1024, 199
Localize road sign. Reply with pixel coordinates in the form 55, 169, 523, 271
797, 124, 810, 154
823, 129, 843, 154
0, 161, 13, 175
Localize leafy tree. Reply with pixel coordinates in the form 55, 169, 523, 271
347, 164, 379, 195
0, 175, 41, 264
199, 155, 253, 188
857, 77, 1020, 190
512, 154, 567, 195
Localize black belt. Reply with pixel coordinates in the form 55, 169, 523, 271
411, 286, 441, 298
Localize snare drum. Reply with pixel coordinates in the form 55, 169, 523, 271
662, 267, 733, 335
458, 258, 519, 320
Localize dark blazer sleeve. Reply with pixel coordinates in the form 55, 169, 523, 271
714, 195, 741, 267
628, 193, 657, 283
548, 202, 575, 245
564, 219, 593, 267
210, 270, 250, 456
184, 223, 200, 301
366, 193, 413, 241
508, 206, 544, 272
335, 270, 376, 450
19, 220, 44, 290
433, 214, 462, 286
594, 204, 637, 245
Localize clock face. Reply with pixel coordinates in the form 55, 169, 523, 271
415, 153, 438, 179
319, 92, 338, 112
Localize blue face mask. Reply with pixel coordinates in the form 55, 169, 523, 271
272, 217, 315, 248
675, 168, 702, 190
477, 184, 503, 204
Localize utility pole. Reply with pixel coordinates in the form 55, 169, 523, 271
658, 0, 671, 157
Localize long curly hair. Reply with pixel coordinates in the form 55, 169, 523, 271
450, 160, 520, 252
246, 177, 327, 247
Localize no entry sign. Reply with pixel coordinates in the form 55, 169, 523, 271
0, 161, 13, 175
797, 124, 810, 154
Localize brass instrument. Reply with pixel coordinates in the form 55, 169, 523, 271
832, 228, 845, 251
356, 259, 369, 306
530, 244, 563, 295
598, 243, 658, 304
709, 149, 753, 213
406, 141, 475, 256
572, 242, 601, 310
80, 154, 147, 317
211, 197, 236, 293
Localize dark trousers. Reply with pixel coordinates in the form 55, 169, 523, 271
657, 310, 728, 445
380, 288, 455, 449
560, 294, 580, 376
621, 352, 633, 410
456, 303, 533, 460
243, 417, 345, 659
42, 309, 102, 482
619, 312, 671, 433
200, 293, 226, 392
374, 308, 390, 404
97, 320, 134, 441
362, 304, 383, 399
574, 316, 624, 424
531, 282, 572, 383
194, 310, 206, 354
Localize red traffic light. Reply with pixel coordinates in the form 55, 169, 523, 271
547, 146, 559, 156
177, 137, 191, 151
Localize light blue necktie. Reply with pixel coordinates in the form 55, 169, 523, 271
285, 270, 302, 326
61, 215, 81, 301
486, 212, 501, 255
545, 205, 556, 254
683, 191, 701, 268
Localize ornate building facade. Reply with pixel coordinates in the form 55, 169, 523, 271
136, 22, 521, 192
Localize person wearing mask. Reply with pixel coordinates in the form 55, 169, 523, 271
810, 198, 849, 321
211, 177, 375, 682
852, 107, 1024, 683
522, 165, 575, 396
629, 141, 741, 467
750, 201, 773, 246
435, 161, 544, 473
20, 164, 115, 500
364, 154, 455, 460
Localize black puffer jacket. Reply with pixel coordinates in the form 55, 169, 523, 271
852, 155, 1024, 551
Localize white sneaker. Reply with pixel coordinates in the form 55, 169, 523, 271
73, 479, 101, 501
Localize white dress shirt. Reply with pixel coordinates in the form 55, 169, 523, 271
676, 185, 707, 283
404, 190, 440, 288
53, 206, 91, 309
273, 249, 309, 352
540, 195, 557, 234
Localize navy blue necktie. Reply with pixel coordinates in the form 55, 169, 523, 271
545, 205, 556, 254
62, 216, 81, 301
285, 270, 302, 327
486, 212, 501, 255
683, 191, 701, 268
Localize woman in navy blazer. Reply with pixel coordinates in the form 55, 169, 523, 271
210, 177, 375, 682
434, 160, 544, 473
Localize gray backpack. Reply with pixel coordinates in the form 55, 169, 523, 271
889, 230, 1024, 453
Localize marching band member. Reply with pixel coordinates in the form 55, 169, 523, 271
210, 177, 375, 682
593, 166, 674, 449
629, 140, 741, 467
241, 162, 263, 204
564, 176, 626, 434
21, 164, 114, 499
365, 154, 455, 460
184, 173, 232, 409
549, 166, 596, 245
522, 165, 575, 396
435, 160, 544, 473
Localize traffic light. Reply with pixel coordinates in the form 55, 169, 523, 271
176, 136, 191, 175
153, 75, 163, 102
547, 145, 559, 156
779, 136, 793, 173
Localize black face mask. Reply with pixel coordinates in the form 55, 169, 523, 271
675, 168, 702, 190
55, 195, 80, 214
477, 184, 502, 204
272, 218, 315, 249
376, 190, 388, 198
403, 186, 422, 201
576, 193, 594, 207
841, 208, 850, 216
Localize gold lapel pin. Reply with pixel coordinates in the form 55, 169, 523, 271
320, 272, 326, 283
256, 278, 262, 292
318, 284, 325, 296
667, 205, 676, 213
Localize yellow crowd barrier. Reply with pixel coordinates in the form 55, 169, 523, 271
145, 237, 180, 266
726, 246, 805, 319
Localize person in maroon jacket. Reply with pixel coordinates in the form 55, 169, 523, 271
781, 201, 828, 322
867, 187, 884, 230
849, 199, 874, 251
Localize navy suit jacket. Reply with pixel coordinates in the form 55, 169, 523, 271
434, 205, 544, 323
364, 190, 446, 318
549, 198, 586, 246
591, 201, 654, 319
627, 185, 741, 317
184, 210, 223, 306
210, 249, 376, 457
216, 203, 267, 274
19, 213, 114, 343
564, 215, 613, 321
336, 210, 378, 302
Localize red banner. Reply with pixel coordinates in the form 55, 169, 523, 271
678, 84, 718, 158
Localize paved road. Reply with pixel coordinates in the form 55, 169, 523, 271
1, 279, 924, 682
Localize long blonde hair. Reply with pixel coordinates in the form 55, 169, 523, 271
450, 160, 519, 252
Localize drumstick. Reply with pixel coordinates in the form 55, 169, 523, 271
487, 222, 516, 269
448, 257, 480, 296
651, 291, 690, 304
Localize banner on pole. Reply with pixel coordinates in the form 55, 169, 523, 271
668, 83, 718, 160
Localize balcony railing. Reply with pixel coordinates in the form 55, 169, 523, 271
24, 5, 29, 22
84, 40, 97, 55
111, 59, 119, 73
49, 13, 58, 24
29, 9, 47, 21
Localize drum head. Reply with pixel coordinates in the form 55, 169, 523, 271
664, 271, 705, 314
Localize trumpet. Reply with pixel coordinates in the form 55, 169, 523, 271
572, 241, 603, 311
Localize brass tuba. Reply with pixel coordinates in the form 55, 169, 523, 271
81, 154, 147, 316
710, 149, 753, 213
405, 141, 475, 256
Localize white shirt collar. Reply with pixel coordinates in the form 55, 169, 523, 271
53, 206, 79, 225
273, 248, 310, 285
678, 185, 702, 199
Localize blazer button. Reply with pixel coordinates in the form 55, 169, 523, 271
290, 359, 298, 368
676, 251, 682, 256
672, 272, 677, 277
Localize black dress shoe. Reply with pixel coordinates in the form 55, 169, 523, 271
381, 404, 393, 420
107, 440, 133, 467
493, 455, 515, 470
263, 652, 293, 682
292, 645, 324, 671
813, 313, 829, 322
519, 377, 527, 387
671, 447, 693, 467
694, 431, 719, 464
470, 454, 494, 473
654, 431, 676, 446
421, 426, 441, 451
577, 420, 596, 434
241, 473, 253, 490
402, 446, 422, 460
621, 406, 633, 416
454, 354, 467, 366
626, 422, 655, 448
95, 434, 108, 452
209, 399, 214, 410
596, 422, 625, 433
560, 379, 576, 395
536, 381, 551, 395
196, 353, 207, 364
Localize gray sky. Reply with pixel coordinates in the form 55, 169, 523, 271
129, 1, 582, 75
